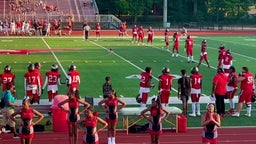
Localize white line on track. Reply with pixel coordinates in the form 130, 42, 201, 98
89, 40, 178, 93
41, 38, 68, 78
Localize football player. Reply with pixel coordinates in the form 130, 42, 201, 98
0, 65, 15, 92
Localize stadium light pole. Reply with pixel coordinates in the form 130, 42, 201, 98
163, 0, 167, 28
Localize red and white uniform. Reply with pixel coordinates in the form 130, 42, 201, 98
221, 53, 232, 74
105, 97, 118, 123
190, 73, 203, 102
173, 34, 180, 50
68, 98, 80, 123
147, 29, 154, 43
226, 72, 238, 99
137, 27, 144, 43
24, 71, 41, 102
164, 31, 170, 47
43, 71, 61, 101
34, 68, 43, 89
202, 113, 218, 144
83, 116, 99, 144
148, 107, 163, 135
132, 26, 138, 41
218, 49, 226, 68
185, 38, 194, 56
95, 23, 101, 36
18, 108, 34, 139
158, 74, 173, 104
139, 72, 152, 104
0, 72, 15, 91
200, 43, 208, 61
239, 72, 254, 103
68, 70, 80, 93
118, 25, 124, 37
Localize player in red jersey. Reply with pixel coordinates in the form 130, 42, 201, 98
78, 107, 108, 144
189, 67, 203, 117
164, 29, 170, 50
10, 97, 44, 144
137, 26, 144, 45
185, 35, 194, 63
118, 24, 124, 39
226, 66, 238, 115
220, 49, 232, 76
0, 65, 15, 91
95, 23, 101, 41
158, 67, 173, 107
42, 64, 63, 103
67, 65, 80, 94
172, 32, 180, 57
131, 25, 138, 43
138, 67, 153, 107
232, 67, 254, 117
147, 26, 154, 46
98, 89, 126, 144
24, 64, 41, 104
141, 96, 169, 144
217, 44, 226, 68
197, 39, 210, 68
34, 62, 43, 90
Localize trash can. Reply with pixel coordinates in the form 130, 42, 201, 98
177, 115, 187, 133
50, 95, 69, 132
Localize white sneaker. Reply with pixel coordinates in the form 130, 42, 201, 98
231, 112, 240, 117
176, 53, 179, 57
245, 113, 251, 117
172, 53, 175, 57
189, 113, 196, 117
197, 112, 201, 116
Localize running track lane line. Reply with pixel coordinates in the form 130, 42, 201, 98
89, 40, 178, 93
41, 37, 68, 78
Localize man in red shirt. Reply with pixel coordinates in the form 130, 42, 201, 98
0, 65, 15, 92
189, 67, 202, 117
131, 25, 138, 43
42, 64, 62, 103
211, 68, 228, 117
24, 64, 41, 104
137, 26, 144, 45
67, 65, 80, 94
220, 49, 232, 76
147, 26, 154, 46
158, 67, 173, 107
197, 40, 210, 68
226, 66, 238, 115
172, 32, 180, 57
138, 67, 153, 107
95, 23, 101, 41
232, 67, 254, 117
185, 35, 194, 63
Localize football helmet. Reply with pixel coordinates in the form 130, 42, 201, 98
219, 44, 225, 49
202, 39, 207, 44
162, 67, 170, 74
69, 64, 76, 71
4, 65, 11, 72
191, 67, 199, 74
51, 64, 58, 71
187, 35, 191, 39
28, 64, 35, 71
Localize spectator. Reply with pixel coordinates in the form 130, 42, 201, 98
201, 103, 221, 144
83, 22, 90, 40
102, 76, 112, 99
0, 83, 20, 138
178, 69, 191, 115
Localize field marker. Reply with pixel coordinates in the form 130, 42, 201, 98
41, 38, 68, 78
90, 40, 179, 93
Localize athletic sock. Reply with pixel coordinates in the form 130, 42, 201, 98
229, 99, 234, 109
112, 137, 116, 144
191, 102, 195, 114
196, 102, 200, 114
246, 104, 252, 115
108, 137, 112, 144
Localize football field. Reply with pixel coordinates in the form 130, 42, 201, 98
0, 35, 256, 100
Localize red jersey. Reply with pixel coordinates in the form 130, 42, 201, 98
69, 98, 79, 109
222, 54, 232, 65
212, 73, 228, 95
140, 72, 152, 88
158, 74, 173, 91
132, 26, 138, 34
68, 70, 80, 88
20, 108, 34, 120
228, 72, 238, 87
45, 71, 61, 85
138, 28, 144, 36
0, 72, 15, 91
218, 49, 226, 60
185, 38, 194, 49
24, 71, 41, 86
95, 24, 101, 31
34, 69, 43, 88
201, 43, 207, 53
164, 32, 169, 42
173, 35, 180, 45
147, 29, 154, 38
240, 72, 254, 91
84, 116, 97, 128
190, 73, 203, 89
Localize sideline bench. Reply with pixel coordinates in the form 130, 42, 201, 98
120, 107, 182, 134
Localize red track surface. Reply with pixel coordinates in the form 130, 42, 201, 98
1, 127, 256, 144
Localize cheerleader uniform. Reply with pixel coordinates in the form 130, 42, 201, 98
105, 97, 118, 123
148, 107, 163, 135
82, 116, 99, 144
68, 98, 80, 123
18, 108, 34, 139
202, 113, 218, 144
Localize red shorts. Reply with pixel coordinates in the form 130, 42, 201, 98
165, 41, 169, 46
226, 88, 237, 99
160, 90, 170, 104
239, 90, 253, 103
186, 48, 193, 56
148, 129, 163, 135
147, 36, 153, 42
141, 92, 149, 104
191, 93, 200, 102
200, 55, 208, 61
173, 44, 179, 50
202, 137, 217, 144
132, 34, 137, 38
